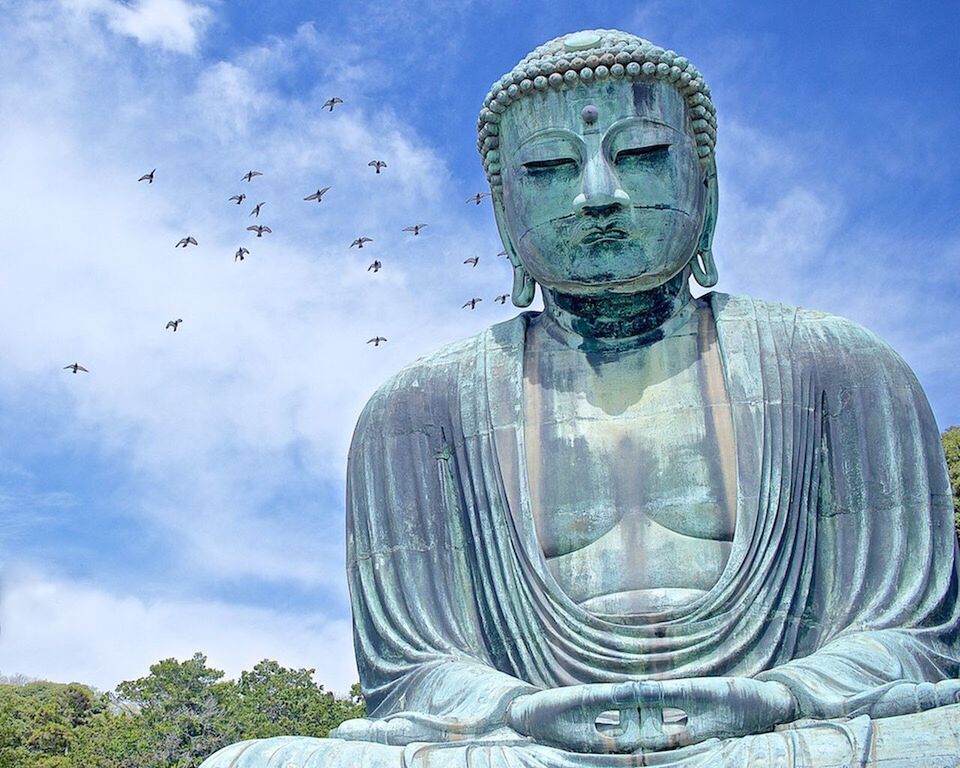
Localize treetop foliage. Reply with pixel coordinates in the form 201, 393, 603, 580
0, 653, 364, 768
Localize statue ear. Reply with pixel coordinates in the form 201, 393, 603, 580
493, 195, 536, 307
690, 160, 719, 288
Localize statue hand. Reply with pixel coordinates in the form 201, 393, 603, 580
505, 678, 797, 754
636, 677, 798, 751
506, 682, 646, 753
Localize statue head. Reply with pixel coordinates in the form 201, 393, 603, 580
478, 30, 719, 307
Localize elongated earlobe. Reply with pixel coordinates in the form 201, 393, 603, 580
690, 248, 719, 288
493, 198, 537, 307
512, 264, 536, 307
691, 161, 719, 289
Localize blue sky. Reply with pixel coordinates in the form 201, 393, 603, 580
1, 0, 958, 692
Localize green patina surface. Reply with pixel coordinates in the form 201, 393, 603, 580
200, 30, 960, 768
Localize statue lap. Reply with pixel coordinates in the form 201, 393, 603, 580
200, 703, 960, 767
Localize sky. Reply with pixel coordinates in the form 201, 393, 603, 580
1, 0, 958, 695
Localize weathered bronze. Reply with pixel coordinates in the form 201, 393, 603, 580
201, 30, 960, 767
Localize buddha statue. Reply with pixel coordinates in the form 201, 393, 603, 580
201, 30, 960, 767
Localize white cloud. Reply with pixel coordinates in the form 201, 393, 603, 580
0, 6, 509, 601
62, 0, 212, 54
0, 568, 358, 693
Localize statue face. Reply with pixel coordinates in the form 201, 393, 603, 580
496, 79, 709, 294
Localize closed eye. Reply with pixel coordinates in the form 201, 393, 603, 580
522, 158, 578, 171
614, 144, 670, 163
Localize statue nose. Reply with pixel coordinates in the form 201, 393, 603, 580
573, 155, 631, 216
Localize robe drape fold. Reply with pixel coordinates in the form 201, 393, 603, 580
345, 293, 960, 735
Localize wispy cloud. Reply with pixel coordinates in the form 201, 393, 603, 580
0, 568, 357, 693
62, 0, 212, 54
0, 2, 511, 605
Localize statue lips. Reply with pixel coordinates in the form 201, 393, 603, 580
578, 224, 631, 246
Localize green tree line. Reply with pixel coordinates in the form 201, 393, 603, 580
0, 653, 364, 768
945, 426, 960, 536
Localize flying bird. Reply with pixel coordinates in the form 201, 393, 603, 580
323, 97, 343, 112
368, 160, 387, 174
235, 247, 249, 262
166, 319, 183, 332
229, 193, 247, 204
494, 293, 509, 304
138, 169, 155, 183
402, 224, 427, 235
367, 336, 387, 347
367, 260, 382, 272
304, 187, 331, 203
242, 170, 263, 182
466, 192, 492, 205
464, 256, 479, 267
175, 236, 198, 248
247, 225, 272, 238
462, 298, 482, 309
63, 363, 89, 374
249, 202, 265, 217
497, 249, 508, 257
351, 237, 373, 249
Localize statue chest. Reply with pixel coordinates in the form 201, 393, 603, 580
522, 317, 737, 614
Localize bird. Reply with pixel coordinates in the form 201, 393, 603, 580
247, 225, 272, 238
466, 192, 492, 205
367, 336, 387, 347
323, 97, 343, 112
304, 187, 331, 203
175, 236, 198, 248
402, 224, 427, 236
351, 237, 373, 248
368, 260, 382, 272
166, 319, 183, 332
462, 298, 483, 309
494, 293, 509, 304
464, 256, 479, 267
229, 193, 247, 204
497, 249, 508, 257
249, 202, 265, 217
242, 170, 263, 182
368, 160, 387, 174
138, 169, 155, 183
235, 247, 249, 262
63, 362, 89, 374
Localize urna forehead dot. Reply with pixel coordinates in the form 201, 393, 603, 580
581, 105, 599, 125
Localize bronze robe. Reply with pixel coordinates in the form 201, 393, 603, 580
201, 294, 960, 767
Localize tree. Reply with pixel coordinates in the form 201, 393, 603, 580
943, 426, 960, 536
115, 653, 236, 768
0, 680, 105, 768
0, 655, 366, 768
225, 659, 365, 741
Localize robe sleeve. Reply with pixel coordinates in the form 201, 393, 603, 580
344, 356, 538, 740
756, 316, 960, 719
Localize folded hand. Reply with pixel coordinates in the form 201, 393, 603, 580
505, 677, 797, 754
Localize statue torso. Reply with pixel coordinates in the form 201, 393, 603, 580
523, 301, 737, 615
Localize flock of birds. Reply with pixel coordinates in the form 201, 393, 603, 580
62, 98, 510, 376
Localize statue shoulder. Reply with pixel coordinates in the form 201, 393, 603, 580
712, 293, 918, 387
350, 317, 526, 444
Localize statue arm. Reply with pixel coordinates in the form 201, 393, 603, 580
755, 319, 960, 720
343, 370, 539, 742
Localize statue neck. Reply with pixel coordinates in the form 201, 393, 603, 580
540, 271, 694, 353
